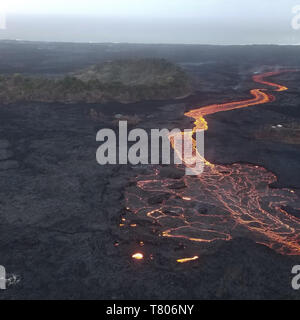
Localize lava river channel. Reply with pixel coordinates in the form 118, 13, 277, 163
125, 70, 300, 256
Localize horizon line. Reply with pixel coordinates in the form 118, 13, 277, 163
0, 39, 299, 46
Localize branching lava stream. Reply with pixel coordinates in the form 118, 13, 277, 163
125, 70, 300, 258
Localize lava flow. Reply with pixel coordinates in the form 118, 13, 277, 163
185, 71, 288, 134
125, 69, 300, 256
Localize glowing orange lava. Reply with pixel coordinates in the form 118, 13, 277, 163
125, 69, 300, 257
253, 72, 289, 92
177, 256, 199, 263
132, 253, 144, 260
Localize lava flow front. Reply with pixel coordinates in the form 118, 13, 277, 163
125, 70, 300, 257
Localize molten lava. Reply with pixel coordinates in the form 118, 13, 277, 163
125, 69, 300, 257
132, 253, 144, 260
177, 256, 199, 263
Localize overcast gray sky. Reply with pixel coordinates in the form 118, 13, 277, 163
0, 0, 300, 44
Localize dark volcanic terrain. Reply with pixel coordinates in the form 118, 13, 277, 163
0, 41, 300, 299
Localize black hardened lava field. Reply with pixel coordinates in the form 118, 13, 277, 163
1, 41, 300, 299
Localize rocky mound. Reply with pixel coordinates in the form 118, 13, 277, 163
0, 59, 192, 104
